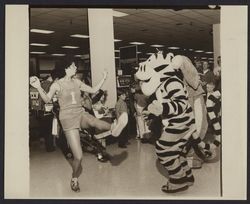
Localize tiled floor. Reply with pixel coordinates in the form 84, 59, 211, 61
29, 137, 221, 199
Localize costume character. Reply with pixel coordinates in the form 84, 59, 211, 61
135, 51, 216, 193
205, 82, 221, 152
135, 51, 196, 193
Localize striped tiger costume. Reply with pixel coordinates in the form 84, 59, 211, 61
206, 87, 221, 149
135, 51, 199, 193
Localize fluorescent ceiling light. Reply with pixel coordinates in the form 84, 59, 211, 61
115, 50, 120, 52
62, 45, 79, 49
208, 5, 217, 9
137, 52, 142, 54
113, 10, 129, 17
30, 43, 49, 47
168, 47, 180, 50
52, 54, 66, 56
205, 51, 213, 54
146, 53, 154, 55
30, 29, 54, 34
115, 57, 120, 59
74, 55, 83, 57
130, 42, 145, 45
114, 39, 122, 42
208, 58, 214, 60
150, 45, 164, 48
70, 34, 89, 38
30, 52, 46, 54
195, 50, 204, 53
189, 49, 194, 51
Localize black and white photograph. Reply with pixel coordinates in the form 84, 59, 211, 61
3, 2, 248, 201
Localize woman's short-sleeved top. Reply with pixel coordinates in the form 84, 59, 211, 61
56, 79, 83, 119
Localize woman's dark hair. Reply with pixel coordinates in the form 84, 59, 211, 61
54, 55, 76, 79
92, 89, 105, 104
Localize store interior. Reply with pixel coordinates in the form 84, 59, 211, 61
28, 7, 221, 199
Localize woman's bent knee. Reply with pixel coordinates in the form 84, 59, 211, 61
74, 154, 83, 162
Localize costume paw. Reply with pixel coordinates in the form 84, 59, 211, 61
148, 100, 163, 116
161, 182, 189, 193
199, 148, 217, 161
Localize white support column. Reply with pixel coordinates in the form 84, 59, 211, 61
213, 23, 220, 65
88, 9, 117, 108
5, 5, 29, 198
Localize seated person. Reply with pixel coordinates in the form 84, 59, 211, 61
81, 89, 111, 162
92, 89, 110, 119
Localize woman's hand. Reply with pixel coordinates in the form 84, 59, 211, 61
102, 70, 108, 80
30, 76, 41, 89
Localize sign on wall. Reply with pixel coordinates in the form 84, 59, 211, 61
119, 45, 138, 75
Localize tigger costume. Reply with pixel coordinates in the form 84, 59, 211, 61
135, 51, 214, 193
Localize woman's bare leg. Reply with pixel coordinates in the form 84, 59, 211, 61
64, 129, 83, 192
64, 129, 83, 178
80, 112, 128, 137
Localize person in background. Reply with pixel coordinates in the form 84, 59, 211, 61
134, 82, 150, 140
127, 83, 137, 137
205, 81, 221, 151
115, 90, 129, 148
38, 72, 57, 152
30, 55, 127, 193
213, 56, 221, 91
193, 58, 203, 74
91, 89, 111, 161
92, 89, 109, 119
200, 61, 216, 94
81, 91, 94, 115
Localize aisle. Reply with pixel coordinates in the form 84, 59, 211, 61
30, 138, 221, 199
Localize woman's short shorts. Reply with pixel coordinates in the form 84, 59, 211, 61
59, 108, 85, 131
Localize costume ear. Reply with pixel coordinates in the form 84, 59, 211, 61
165, 52, 174, 64
162, 51, 167, 60
169, 53, 174, 61
156, 48, 163, 54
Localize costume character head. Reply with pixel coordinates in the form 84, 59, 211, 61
135, 51, 174, 96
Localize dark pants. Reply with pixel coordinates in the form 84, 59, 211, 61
128, 114, 137, 136
38, 113, 55, 151
118, 124, 128, 146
